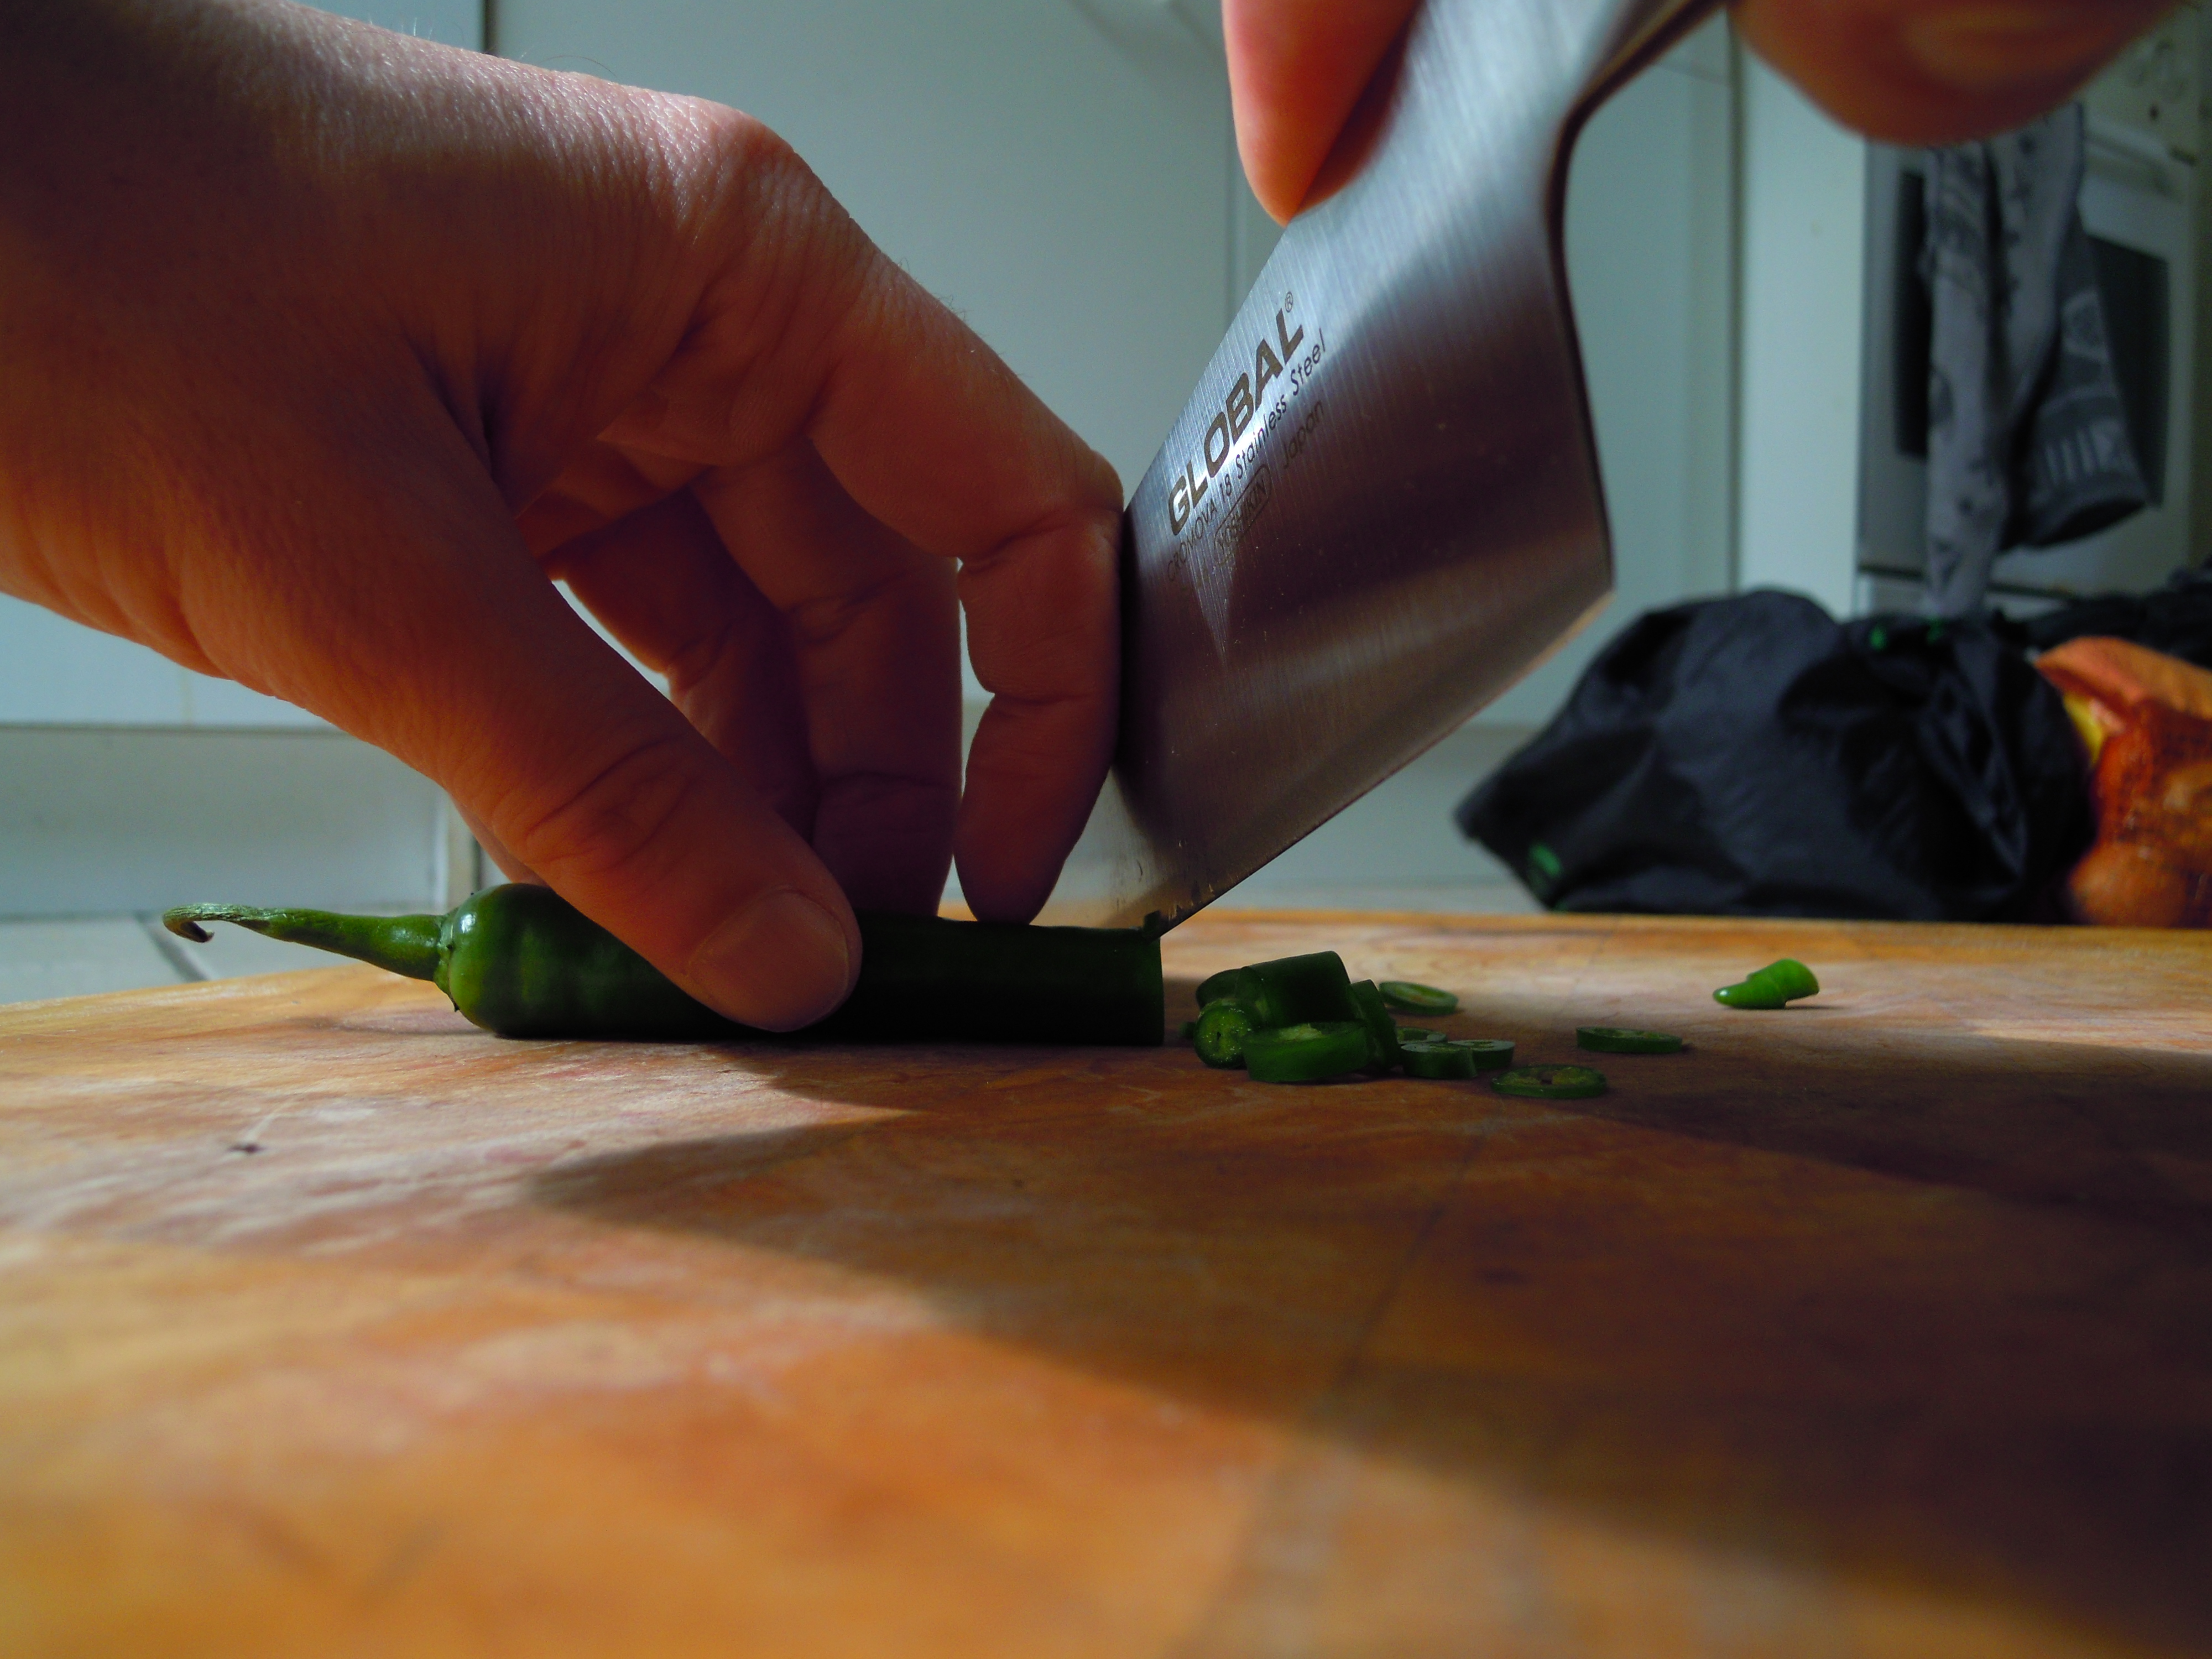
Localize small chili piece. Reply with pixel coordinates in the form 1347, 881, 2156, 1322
1713, 958, 1820, 1010
1493, 1063, 1608, 1099
1194, 1000, 1255, 1068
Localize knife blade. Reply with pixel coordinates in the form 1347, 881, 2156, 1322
1039, 0, 1721, 929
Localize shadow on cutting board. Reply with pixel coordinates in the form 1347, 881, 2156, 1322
530, 975, 2212, 1658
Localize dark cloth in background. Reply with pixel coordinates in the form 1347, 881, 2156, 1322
1456, 591, 2092, 921
1922, 105, 2147, 617
2001, 567, 2212, 671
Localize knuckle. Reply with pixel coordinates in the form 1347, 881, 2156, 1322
784, 560, 916, 653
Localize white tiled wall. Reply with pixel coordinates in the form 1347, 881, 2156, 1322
0, 727, 449, 918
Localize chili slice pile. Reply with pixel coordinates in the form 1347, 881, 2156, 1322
1182, 946, 1824, 1096
1186, 954, 1517, 1085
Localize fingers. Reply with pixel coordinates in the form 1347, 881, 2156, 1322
602, 147, 1123, 922
544, 488, 821, 843
223, 399, 862, 1033
1223, 0, 1420, 223
1735, 0, 2176, 146
951, 514, 1119, 922
795, 294, 1117, 921
547, 448, 964, 918
689, 442, 962, 917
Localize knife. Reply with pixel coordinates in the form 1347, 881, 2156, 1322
1041, 0, 1723, 929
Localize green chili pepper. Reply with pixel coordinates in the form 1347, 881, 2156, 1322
1575, 1027, 1684, 1054
1194, 953, 1357, 1029
1394, 1026, 1441, 1044
164, 884, 1163, 1045
1713, 958, 1820, 1010
1379, 980, 1458, 1015
1243, 1021, 1371, 1084
1193, 999, 1256, 1068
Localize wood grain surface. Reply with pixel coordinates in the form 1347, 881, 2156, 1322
2, 911, 2209, 1658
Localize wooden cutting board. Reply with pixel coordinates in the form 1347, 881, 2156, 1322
2, 911, 2209, 1659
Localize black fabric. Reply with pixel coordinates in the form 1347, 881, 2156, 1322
2012, 211, 2152, 550
1999, 566, 2212, 671
1456, 590, 2092, 920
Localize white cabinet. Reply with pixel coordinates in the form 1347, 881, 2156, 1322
0, 599, 329, 727
1734, 54, 1867, 619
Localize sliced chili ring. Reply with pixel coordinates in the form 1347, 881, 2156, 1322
1244, 1021, 1371, 1083
1453, 1039, 1516, 1071
1194, 1000, 1255, 1068
1400, 1040, 1477, 1079
1576, 1027, 1683, 1055
1400, 1039, 1515, 1079
1493, 1064, 1608, 1099
1379, 980, 1458, 1015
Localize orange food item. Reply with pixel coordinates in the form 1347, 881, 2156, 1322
2036, 637, 2212, 927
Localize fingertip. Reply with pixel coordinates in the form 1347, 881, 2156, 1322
952, 690, 1116, 926
1223, 0, 1418, 221
685, 885, 860, 1031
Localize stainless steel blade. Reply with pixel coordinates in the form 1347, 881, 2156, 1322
1041, 0, 1721, 930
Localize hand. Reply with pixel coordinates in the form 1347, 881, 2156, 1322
1225, 0, 2177, 223
0, 0, 1121, 1030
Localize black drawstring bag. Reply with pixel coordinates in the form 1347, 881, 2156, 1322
2004, 567, 2212, 671
1455, 590, 2091, 920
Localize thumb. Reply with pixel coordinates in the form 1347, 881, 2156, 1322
207, 422, 860, 1033
1224, 0, 1418, 222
